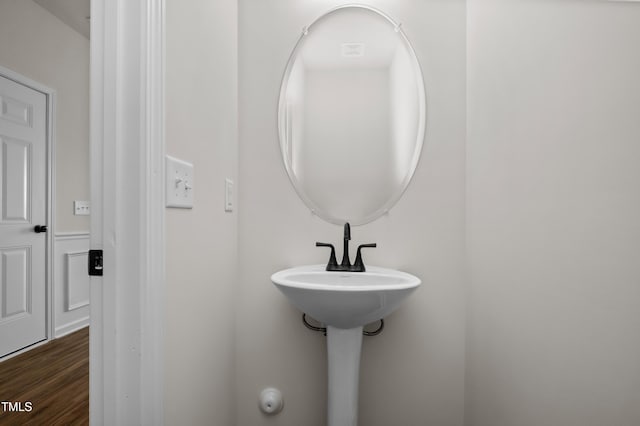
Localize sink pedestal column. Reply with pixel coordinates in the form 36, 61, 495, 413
326, 325, 363, 426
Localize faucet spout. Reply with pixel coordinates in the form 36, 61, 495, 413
343, 222, 351, 241
341, 222, 351, 268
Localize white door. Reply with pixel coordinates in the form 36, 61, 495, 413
0, 74, 47, 358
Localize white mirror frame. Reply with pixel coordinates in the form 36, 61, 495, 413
277, 4, 426, 226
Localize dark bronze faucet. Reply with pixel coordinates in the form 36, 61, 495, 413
340, 222, 352, 269
316, 222, 376, 272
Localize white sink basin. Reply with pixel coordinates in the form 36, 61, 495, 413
271, 264, 421, 329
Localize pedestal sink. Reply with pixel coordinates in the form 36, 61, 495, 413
271, 265, 421, 426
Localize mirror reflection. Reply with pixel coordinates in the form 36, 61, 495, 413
278, 5, 426, 225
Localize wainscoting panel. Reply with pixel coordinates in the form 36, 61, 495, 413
65, 251, 90, 311
54, 232, 90, 337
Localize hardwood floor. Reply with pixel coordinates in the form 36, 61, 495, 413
0, 327, 89, 425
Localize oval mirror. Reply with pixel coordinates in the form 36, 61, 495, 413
278, 5, 426, 225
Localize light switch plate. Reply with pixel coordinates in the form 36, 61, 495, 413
74, 200, 91, 216
166, 155, 194, 208
225, 178, 233, 212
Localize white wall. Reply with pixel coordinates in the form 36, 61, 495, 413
237, 1, 466, 425
0, 0, 90, 233
466, 1, 640, 425
164, 0, 238, 424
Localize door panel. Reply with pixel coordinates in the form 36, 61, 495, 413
2, 138, 31, 222
1, 247, 30, 319
0, 93, 33, 127
0, 74, 47, 358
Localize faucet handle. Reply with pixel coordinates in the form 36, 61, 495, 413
353, 243, 377, 272
316, 242, 338, 271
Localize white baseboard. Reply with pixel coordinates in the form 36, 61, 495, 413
55, 317, 89, 338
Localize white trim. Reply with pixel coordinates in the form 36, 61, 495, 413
47, 85, 56, 345
139, 0, 166, 424
0, 65, 56, 95
90, 0, 165, 424
55, 318, 90, 338
55, 231, 90, 240
0, 65, 56, 349
89, 0, 107, 420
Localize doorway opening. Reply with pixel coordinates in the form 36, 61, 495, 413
0, 0, 91, 423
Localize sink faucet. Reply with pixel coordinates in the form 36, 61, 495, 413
316, 222, 376, 272
340, 222, 351, 269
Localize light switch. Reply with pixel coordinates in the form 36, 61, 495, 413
225, 178, 233, 212
74, 200, 91, 216
166, 155, 194, 208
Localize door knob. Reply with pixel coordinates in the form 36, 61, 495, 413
34, 225, 48, 233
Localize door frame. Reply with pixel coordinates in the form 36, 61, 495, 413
0, 65, 55, 359
89, 0, 165, 424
